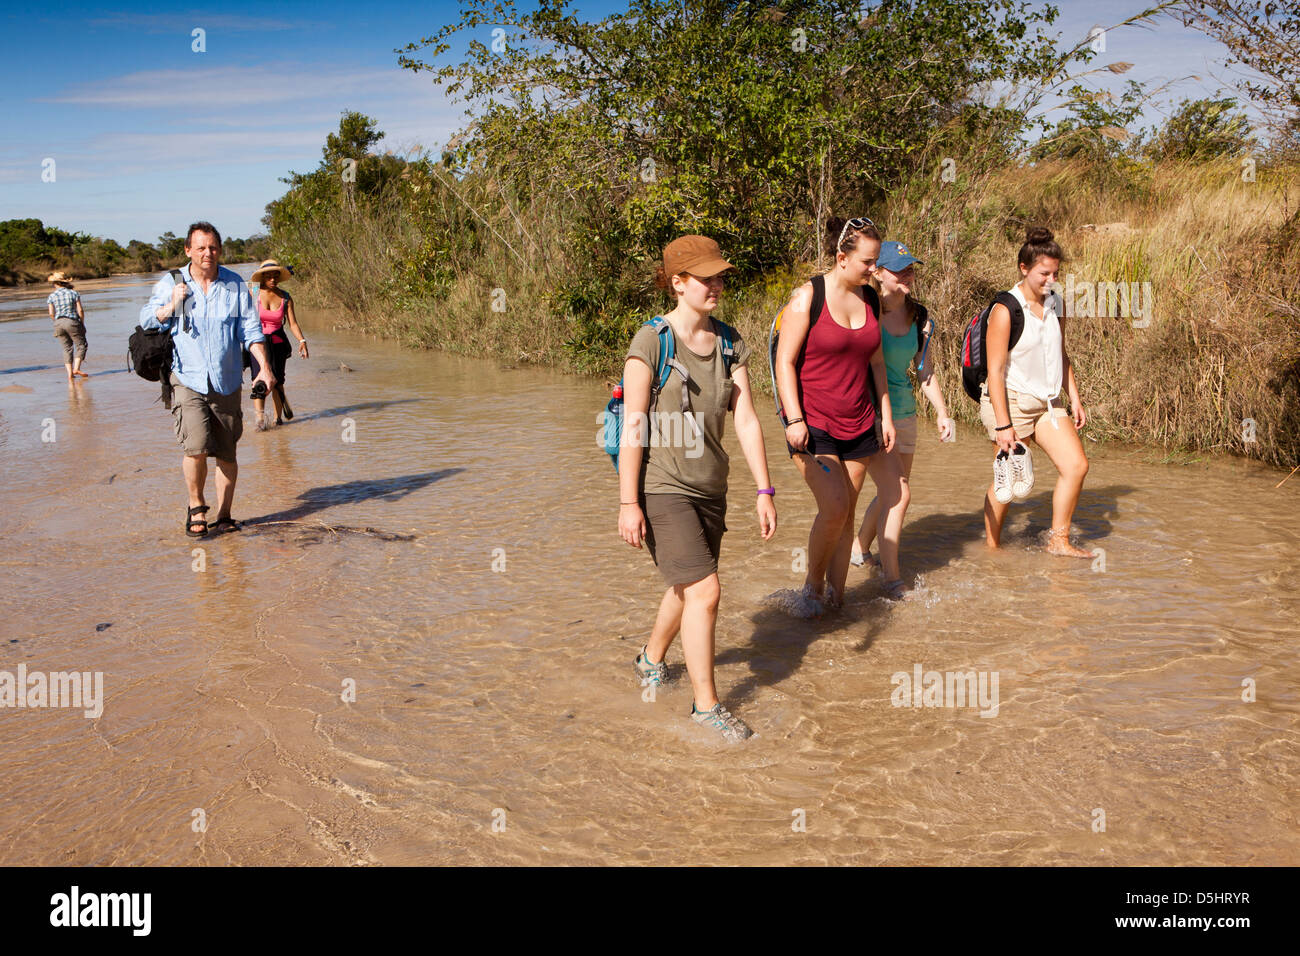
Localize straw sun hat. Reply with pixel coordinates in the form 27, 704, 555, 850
249, 260, 292, 284
47, 271, 73, 286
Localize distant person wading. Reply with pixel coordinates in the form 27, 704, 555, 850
46, 272, 88, 382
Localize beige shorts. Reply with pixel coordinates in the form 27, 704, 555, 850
892, 415, 919, 454
170, 372, 242, 461
979, 385, 1068, 441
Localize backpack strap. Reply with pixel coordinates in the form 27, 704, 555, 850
993, 291, 1025, 351
808, 274, 826, 328
913, 302, 933, 375
169, 268, 189, 333
645, 315, 690, 415
863, 282, 880, 321
711, 317, 737, 377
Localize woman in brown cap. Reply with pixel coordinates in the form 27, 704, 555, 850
617, 235, 777, 743
46, 272, 88, 381
247, 260, 308, 428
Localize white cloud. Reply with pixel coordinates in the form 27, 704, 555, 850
42, 65, 404, 111
87, 13, 313, 33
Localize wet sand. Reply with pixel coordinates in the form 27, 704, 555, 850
1, 271, 1297, 864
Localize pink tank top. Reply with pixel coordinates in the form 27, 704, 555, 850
796, 293, 880, 439
260, 296, 287, 340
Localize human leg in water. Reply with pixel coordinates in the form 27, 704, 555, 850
1028, 416, 1091, 557
793, 451, 852, 606
856, 450, 913, 571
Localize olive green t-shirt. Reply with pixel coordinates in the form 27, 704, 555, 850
626, 319, 751, 499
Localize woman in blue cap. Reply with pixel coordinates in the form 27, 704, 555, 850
852, 241, 954, 593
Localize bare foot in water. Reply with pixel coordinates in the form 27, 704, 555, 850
800, 582, 828, 617
1046, 528, 1092, 558
881, 578, 911, 601
73, 369, 89, 377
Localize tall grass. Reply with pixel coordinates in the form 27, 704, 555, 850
284, 157, 1300, 467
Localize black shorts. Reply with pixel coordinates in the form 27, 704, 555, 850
787, 423, 879, 461
249, 336, 292, 385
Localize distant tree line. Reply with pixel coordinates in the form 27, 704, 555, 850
0, 218, 270, 285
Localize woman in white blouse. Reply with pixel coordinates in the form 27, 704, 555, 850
981, 226, 1091, 557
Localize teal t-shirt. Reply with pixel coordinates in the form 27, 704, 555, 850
881, 322, 918, 419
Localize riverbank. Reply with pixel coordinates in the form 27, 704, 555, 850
283, 160, 1300, 470
0, 218, 269, 287
1, 266, 182, 288
0, 262, 263, 301
2, 273, 1297, 864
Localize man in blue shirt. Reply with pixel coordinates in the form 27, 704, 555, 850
140, 222, 275, 537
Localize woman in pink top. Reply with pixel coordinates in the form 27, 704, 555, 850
247, 260, 308, 429
774, 217, 906, 608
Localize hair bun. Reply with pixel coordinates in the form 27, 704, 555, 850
1026, 225, 1054, 245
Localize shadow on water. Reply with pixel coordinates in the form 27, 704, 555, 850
293, 398, 422, 422
718, 483, 1136, 704
249, 468, 465, 524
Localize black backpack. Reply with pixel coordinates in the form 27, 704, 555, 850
128, 268, 185, 407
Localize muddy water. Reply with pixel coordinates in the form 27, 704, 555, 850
0, 271, 1296, 865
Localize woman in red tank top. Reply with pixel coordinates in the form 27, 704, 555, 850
773, 217, 908, 609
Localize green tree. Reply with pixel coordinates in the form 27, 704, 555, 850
400, 0, 1066, 272
1031, 81, 1147, 163
1179, 1, 1299, 143
1145, 96, 1255, 161
157, 231, 185, 259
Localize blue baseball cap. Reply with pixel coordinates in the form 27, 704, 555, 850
877, 241, 923, 273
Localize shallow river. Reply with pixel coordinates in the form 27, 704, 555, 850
0, 270, 1296, 864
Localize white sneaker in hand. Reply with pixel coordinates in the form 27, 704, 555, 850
1010, 441, 1034, 500
993, 449, 1014, 504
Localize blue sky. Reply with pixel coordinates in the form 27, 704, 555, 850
0, 1, 1237, 244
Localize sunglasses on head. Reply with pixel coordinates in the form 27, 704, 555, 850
837, 216, 876, 251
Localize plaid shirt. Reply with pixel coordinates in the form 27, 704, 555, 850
47, 287, 81, 319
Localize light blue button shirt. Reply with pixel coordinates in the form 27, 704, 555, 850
139, 264, 264, 396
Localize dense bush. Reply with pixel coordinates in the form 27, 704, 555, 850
264, 1, 1297, 465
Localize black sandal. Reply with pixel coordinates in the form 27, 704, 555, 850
211, 516, 242, 533
186, 505, 209, 538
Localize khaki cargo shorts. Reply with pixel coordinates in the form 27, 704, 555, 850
892, 414, 919, 454
170, 372, 242, 461
979, 384, 1068, 441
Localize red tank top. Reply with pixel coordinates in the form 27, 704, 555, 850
796, 291, 880, 439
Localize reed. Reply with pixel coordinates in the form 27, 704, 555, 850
284, 157, 1300, 467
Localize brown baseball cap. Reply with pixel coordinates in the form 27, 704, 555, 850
662, 235, 734, 278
